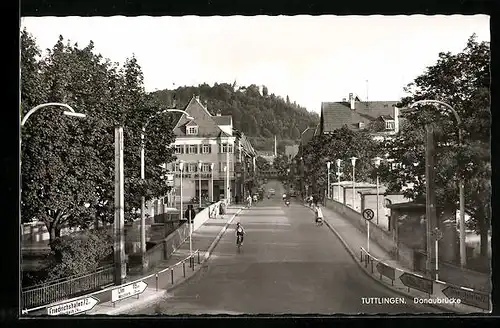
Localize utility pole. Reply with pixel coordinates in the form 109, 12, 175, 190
114, 126, 126, 285
425, 124, 437, 278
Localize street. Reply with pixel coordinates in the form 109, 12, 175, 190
130, 181, 439, 314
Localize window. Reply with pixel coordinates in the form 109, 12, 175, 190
220, 143, 227, 153
228, 144, 233, 153
202, 163, 211, 172
188, 145, 198, 154
187, 126, 198, 135
385, 121, 395, 130
189, 163, 198, 172
174, 145, 184, 154
219, 162, 223, 172
358, 122, 365, 129
173, 163, 179, 171
202, 144, 211, 154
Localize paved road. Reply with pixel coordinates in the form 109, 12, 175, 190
132, 181, 439, 314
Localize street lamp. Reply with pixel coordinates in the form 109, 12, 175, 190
140, 109, 193, 266
409, 99, 466, 268
326, 161, 331, 199
350, 157, 358, 209
336, 159, 343, 202
21, 102, 86, 127
372, 156, 383, 225
210, 163, 215, 202
198, 160, 202, 208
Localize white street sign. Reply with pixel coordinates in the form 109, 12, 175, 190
111, 281, 148, 302
47, 296, 99, 316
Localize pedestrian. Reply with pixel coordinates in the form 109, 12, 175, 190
235, 194, 240, 205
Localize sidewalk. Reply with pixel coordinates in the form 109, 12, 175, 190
304, 202, 489, 313
87, 205, 244, 315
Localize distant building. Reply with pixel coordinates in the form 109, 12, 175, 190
316, 93, 404, 142
256, 150, 275, 165
166, 95, 256, 203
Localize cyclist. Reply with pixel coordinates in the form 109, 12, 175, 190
235, 222, 245, 246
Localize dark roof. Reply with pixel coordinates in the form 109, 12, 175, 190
173, 96, 227, 137
320, 101, 398, 133
213, 115, 232, 126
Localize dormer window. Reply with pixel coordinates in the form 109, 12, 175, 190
359, 122, 365, 129
187, 126, 198, 135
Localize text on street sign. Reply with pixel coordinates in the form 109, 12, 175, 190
362, 209, 374, 221
111, 281, 148, 303
47, 296, 99, 316
399, 272, 433, 294
442, 286, 490, 311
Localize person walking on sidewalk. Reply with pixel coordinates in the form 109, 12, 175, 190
246, 195, 252, 208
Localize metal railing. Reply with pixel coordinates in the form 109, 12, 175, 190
22, 264, 114, 309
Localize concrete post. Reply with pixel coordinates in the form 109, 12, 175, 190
114, 126, 126, 285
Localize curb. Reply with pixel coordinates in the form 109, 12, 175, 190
302, 204, 460, 313
96, 208, 244, 315
204, 208, 244, 262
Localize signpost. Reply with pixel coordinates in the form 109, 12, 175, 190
111, 281, 148, 303
47, 296, 99, 316
376, 262, 395, 281
362, 209, 374, 253
442, 286, 490, 311
399, 272, 433, 294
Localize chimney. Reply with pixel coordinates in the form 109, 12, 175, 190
349, 93, 355, 110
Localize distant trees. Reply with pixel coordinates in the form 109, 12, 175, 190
152, 83, 318, 151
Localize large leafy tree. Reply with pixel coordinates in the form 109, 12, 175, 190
300, 126, 381, 199
20, 31, 176, 251
273, 153, 290, 181
379, 34, 491, 257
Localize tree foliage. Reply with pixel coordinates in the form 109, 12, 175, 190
379, 34, 491, 257
46, 229, 113, 280
273, 153, 290, 181
299, 126, 382, 198
152, 83, 319, 150
20, 30, 177, 251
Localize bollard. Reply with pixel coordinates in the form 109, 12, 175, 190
371, 261, 374, 273
360, 250, 363, 262
156, 274, 159, 291
183, 261, 186, 277
198, 251, 200, 264
171, 268, 174, 284
192, 257, 195, 271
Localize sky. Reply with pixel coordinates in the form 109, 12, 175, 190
21, 15, 490, 113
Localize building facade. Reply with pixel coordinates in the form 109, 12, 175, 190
166, 95, 256, 203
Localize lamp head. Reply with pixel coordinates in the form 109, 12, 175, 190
179, 161, 184, 171
336, 159, 342, 167
63, 111, 86, 119
198, 160, 202, 169
210, 163, 214, 171
326, 161, 331, 169
350, 157, 358, 166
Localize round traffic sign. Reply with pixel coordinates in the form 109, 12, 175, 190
362, 209, 375, 221
432, 228, 443, 241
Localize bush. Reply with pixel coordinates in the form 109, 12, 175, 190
45, 228, 113, 281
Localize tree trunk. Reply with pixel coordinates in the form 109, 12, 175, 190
479, 217, 489, 257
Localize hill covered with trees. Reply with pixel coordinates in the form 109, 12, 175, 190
151, 83, 319, 151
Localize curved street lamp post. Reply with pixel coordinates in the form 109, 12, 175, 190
409, 100, 466, 269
